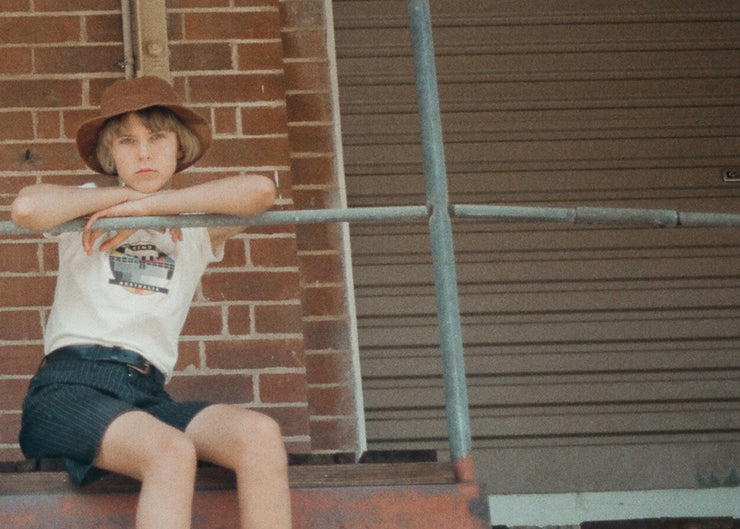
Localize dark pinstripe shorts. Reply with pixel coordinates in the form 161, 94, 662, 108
19, 357, 210, 485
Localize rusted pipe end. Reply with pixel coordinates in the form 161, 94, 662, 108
454, 455, 476, 483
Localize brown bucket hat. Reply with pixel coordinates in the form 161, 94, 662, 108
76, 76, 212, 175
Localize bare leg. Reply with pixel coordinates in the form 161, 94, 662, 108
185, 404, 292, 529
94, 411, 198, 529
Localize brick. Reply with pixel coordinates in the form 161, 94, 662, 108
301, 285, 346, 317
213, 106, 238, 135
168, 0, 231, 7
284, 61, 329, 92
235, 0, 277, 7
0, 277, 55, 307
249, 236, 298, 267
280, 27, 325, 59
290, 155, 334, 186
206, 338, 304, 369
274, 169, 293, 194
241, 105, 289, 135
42, 241, 59, 271
295, 223, 343, 251
0, 15, 81, 44
0, 447, 25, 462
36, 111, 62, 139
202, 270, 300, 301
252, 405, 310, 437
0, 311, 43, 341
203, 136, 290, 168
259, 372, 307, 403
182, 305, 223, 336
0, 112, 33, 140
220, 237, 248, 267
89, 77, 135, 107
35, 0, 119, 10
303, 319, 350, 351
286, 92, 331, 123
288, 123, 333, 152
0, 142, 83, 173
86, 14, 125, 42
0, 79, 81, 108
308, 385, 356, 416
253, 303, 303, 334
305, 351, 353, 385
237, 41, 285, 70
0, 48, 32, 74
174, 340, 201, 371
35, 45, 124, 74
293, 187, 337, 210
297, 253, 343, 283
2, 0, 30, 12
0, 243, 38, 272
170, 42, 233, 72
309, 416, 357, 451
0, 412, 21, 444
0, 176, 36, 204
190, 74, 287, 105
226, 304, 252, 335
167, 374, 255, 404
0, 378, 30, 410
0, 345, 44, 376
184, 11, 281, 40
63, 108, 99, 139
280, 0, 324, 29
39, 173, 111, 188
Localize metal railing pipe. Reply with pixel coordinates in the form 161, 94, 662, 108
3, 204, 739, 236
408, 0, 474, 482
452, 204, 740, 228
0, 206, 431, 235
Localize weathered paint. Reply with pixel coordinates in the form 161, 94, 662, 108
0, 483, 491, 528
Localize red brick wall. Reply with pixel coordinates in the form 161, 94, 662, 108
280, 0, 361, 453
0, 0, 359, 460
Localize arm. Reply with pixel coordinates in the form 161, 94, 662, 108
11, 183, 140, 232
85, 174, 277, 251
107, 174, 276, 219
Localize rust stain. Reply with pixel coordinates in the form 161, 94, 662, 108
1, 483, 491, 529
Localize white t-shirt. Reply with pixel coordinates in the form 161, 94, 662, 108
44, 226, 223, 379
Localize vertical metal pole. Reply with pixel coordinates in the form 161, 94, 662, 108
407, 0, 474, 481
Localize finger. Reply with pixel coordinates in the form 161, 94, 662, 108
99, 230, 135, 253
83, 213, 102, 233
82, 230, 105, 256
170, 228, 183, 242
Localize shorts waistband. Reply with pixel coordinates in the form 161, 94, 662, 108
44, 345, 164, 384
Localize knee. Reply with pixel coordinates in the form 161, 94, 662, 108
252, 412, 284, 444
235, 412, 288, 470
145, 430, 197, 478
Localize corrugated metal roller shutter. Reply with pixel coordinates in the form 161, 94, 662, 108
333, 0, 740, 493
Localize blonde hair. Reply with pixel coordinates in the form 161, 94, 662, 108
95, 106, 203, 175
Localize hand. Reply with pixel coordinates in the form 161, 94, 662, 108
82, 201, 183, 255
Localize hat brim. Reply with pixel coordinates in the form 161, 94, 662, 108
75, 80, 212, 175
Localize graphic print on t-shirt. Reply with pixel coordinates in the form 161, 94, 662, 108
109, 242, 175, 295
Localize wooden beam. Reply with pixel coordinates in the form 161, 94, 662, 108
0, 462, 458, 495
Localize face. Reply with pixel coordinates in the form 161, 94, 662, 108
109, 112, 183, 193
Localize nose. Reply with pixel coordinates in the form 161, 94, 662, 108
137, 139, 152, 159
